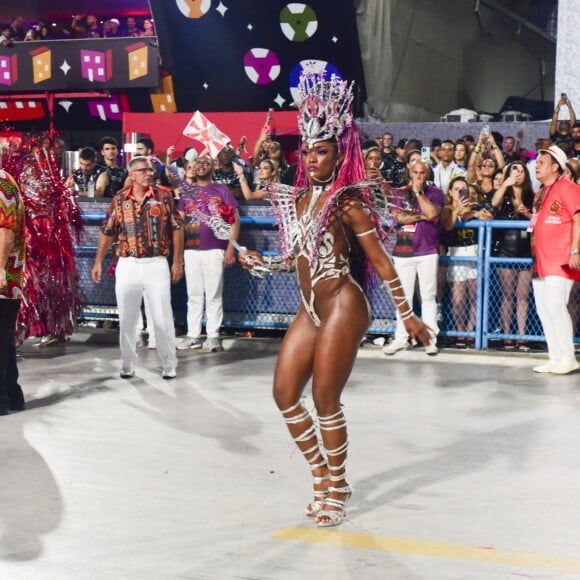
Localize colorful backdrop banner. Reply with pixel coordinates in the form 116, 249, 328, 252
148, 0, 366, 113
0, 38, 160, 92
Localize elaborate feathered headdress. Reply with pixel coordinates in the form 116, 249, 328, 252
268, 69, 388, 263
296, 67, 355, 148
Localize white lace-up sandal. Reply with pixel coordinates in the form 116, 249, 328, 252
281, 398, 329, 517
315, 408, 351, 528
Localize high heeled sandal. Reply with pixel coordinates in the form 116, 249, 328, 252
315, 484, 352, 527
315, 409, 350, 527
305, 474, 329, 517
280, 399, 329, 517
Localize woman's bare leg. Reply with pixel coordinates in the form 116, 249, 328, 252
467, 278, 477, 333
498, 268, 516, 336
516, 269, 532, 337
273, 307, 328, 515
310, 294, 369, 526
451, 280, 466, 332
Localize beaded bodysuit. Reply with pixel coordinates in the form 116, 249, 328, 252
264, 182, 385, 327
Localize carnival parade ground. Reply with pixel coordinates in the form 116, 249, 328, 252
1, 331, 580, 580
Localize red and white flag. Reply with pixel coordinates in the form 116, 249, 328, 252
182, 111, 230, 158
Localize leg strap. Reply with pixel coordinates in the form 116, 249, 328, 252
281, 398, 326, 470
318, 408, 349, 482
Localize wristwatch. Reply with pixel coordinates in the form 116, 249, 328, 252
414, 190, 424, 196
571, 249, 579, 255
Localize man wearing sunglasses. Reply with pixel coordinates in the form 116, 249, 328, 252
91, 156, 184, 379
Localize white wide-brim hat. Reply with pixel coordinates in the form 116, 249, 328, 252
538, 145, 567, 171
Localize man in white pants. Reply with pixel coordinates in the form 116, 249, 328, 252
176, 153, 240, 352
91, 156, 184, 379
531, 146, 580, 374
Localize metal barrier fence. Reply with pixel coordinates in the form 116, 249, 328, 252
77, 202, 580, 348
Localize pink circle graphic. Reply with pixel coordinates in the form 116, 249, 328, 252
244, 48, 281, 85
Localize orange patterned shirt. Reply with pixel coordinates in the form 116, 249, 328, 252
101, 186, 182, 257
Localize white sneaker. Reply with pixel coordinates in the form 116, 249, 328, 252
147, 337, 157, 349
204, 338, 223, 352
176, 336, 203, 350
382, 340, 408, 355
425, 342, 439, 356
162, 368, 177, 380
533, 362, 555, 373
550, 359, 580, 375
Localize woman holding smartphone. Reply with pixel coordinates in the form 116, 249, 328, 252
467, 129, 506, 196
440, 176, 492, 346
491, 161, 534, 350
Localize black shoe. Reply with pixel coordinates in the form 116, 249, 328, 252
0, 405, 10, 416
9, 388, 25, 412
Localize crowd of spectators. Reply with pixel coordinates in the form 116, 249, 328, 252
0, 14, 155, 45
37, 97, 580, 353
366, 107, 579, 351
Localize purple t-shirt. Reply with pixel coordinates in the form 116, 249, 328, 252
177, 183, 238, 251
393, 184, 444, 257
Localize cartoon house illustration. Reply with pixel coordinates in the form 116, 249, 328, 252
80, 49, 113, 83
29, 46, 51, 84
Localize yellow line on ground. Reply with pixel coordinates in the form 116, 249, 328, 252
270, 526, 580, 574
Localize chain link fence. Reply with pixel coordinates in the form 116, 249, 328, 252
77, 202, 579, 347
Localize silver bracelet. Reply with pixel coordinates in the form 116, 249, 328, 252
262, 256, 296, 273
382, 278, 414, 320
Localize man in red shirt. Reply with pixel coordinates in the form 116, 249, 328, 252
531, 145, 580, 374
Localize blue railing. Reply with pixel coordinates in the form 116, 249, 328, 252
76, 207, 579, 347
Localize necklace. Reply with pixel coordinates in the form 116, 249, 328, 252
310, 170, 335, 185
534, 177, 560, 213
303, 186, 324, 221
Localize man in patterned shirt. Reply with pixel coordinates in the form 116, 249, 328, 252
0, 169, 26, 415
91, 156, 184, 379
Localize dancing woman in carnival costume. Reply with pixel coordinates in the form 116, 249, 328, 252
239, 72, 434, 527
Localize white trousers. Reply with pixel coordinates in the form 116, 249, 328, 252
184, 249, 225, 339
532, 276, 575, 363
393, 253, 440, 342
115, 257, 177, 371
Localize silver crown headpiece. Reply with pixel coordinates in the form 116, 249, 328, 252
296, 68, 354, 148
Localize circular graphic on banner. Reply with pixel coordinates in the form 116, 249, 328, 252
280, 3, 318, 42
176, 0, 212, 19
244, 48, 281, 85
288, 60, 342, 103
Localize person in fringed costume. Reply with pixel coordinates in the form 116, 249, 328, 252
2, 136, 82, 345
239, 71, 434, 527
